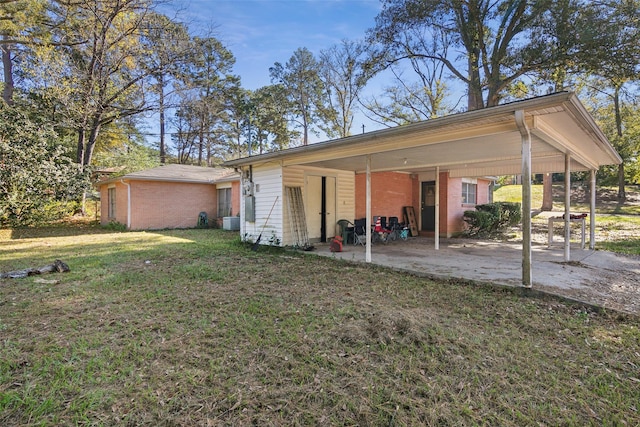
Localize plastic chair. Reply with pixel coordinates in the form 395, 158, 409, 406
337, 219, 355, 244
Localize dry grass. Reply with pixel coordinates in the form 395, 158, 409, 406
1, 228, 639, 426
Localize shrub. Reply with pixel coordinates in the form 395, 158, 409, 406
0, 105, 90, 227
463, 202, 522, 235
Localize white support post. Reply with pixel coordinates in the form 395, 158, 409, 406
564, 154, 571, 262
366, 155, 372, 263
435, 166, 440, 251
590, 169, 596, 250
515, 111, 532, 288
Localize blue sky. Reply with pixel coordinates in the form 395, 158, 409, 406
153, 0, 387, 142
175, 0, 382, 90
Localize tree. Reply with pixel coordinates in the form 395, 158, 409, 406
574, 0, 640, 202
0, 104, 89, 226
248, 85, 297, 154
171, 101, 200, 164
0, 0, 48, 105
270, 47, 329, 145
176, 35, 236, 165
583, 82, 640, 195
319, 40, 367, 138
368, 0, 569, 110
140, 12, 192, 164
359, 54, 455, 127
49, 0, 164, 170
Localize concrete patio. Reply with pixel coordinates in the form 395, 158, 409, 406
313, 236, 640, 315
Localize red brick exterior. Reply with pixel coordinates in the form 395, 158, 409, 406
100, 180, 219, 230
354, 171, 491, 237
355, 172, 415, 220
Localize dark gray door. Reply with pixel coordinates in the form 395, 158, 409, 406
421, 181, 436, 232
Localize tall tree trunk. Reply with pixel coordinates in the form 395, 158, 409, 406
613, 86, 626, 203
540, 73, 567, 210
467, 50, 484, 111
77, 128, 87, 166
158, 74, 166, 163
198, 121, 204, 166
83, 116, 102, 168
1, 37, 14, 106
541, 173, 553, 211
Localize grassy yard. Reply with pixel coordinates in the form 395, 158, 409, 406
494, 185, 640, 255
1, 227, 639, 426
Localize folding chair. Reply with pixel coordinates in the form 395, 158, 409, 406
353, 218, 367, 246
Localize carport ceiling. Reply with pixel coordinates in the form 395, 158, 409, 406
223, 93, 621, 176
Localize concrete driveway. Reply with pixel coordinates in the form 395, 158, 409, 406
314, 237, 640, 315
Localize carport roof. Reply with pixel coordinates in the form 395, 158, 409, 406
223, 92, 621, 176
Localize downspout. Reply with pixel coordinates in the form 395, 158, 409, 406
365, 155, 372, 263
590, 170, 596, 250
435, 166, 440, 251
564, 154, 571, 262
515, 110, 532, 288
120, 179, 131, 229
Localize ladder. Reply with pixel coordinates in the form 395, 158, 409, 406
403, 206, 419, 237
286, 186, 310, 248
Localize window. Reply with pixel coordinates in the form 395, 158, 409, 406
108, 187, 116, 219
217, 187, 232, 217
462, 182, 477, 204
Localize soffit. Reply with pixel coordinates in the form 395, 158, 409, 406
223, 93, 620, 177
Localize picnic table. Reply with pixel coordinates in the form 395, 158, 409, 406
547, 214, 586, 249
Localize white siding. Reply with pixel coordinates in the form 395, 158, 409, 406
240, 164, 283, 245
282, 166, 355, 245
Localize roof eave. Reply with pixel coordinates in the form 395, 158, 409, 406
222, 92, 583, 168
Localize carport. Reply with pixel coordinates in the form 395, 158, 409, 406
224, 92, 621, 287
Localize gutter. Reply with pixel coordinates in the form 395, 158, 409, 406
120, 179, 131, 229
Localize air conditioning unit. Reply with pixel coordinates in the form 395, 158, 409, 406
223, 217, 240, 231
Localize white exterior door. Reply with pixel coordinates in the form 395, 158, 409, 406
306, 175, 336, 242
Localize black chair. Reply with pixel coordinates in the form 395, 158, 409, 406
353, 218, 367, 246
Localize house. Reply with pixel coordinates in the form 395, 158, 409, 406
222, 93, 621, 286
97, 164, 240, 230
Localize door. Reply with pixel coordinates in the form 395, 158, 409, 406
306, 175, 336, 242
421, 181, 436, 232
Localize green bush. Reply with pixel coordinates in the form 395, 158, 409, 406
463, 202, 522, 235
0, 105, 90, 227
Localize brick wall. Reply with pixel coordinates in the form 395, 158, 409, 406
100, 180, 218, 230
348, 171, 492, 237
130, 181, 217, 230
99, 181, 129, 226
445, 177, 492, 236
355, 172, 415, 221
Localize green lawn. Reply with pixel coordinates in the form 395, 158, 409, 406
494, 185, 640, 255
1, 228, 639, 426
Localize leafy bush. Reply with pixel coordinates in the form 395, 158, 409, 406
463, 202, 521, 235
0, 105, 90, 227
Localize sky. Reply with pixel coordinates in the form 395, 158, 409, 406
173, 0, 382, 90
160, 0, 385, 139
